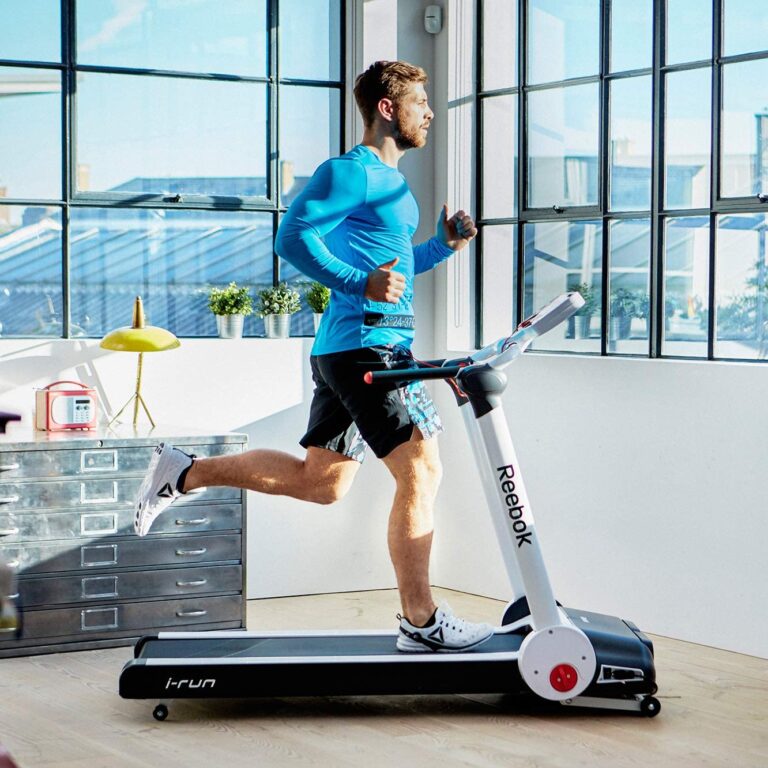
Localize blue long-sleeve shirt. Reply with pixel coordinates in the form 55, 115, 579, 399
275, 144, 453, 355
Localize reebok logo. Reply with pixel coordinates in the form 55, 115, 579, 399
428, 626, 445, 644
497, 464, 533, 547
158, 482, 175, 498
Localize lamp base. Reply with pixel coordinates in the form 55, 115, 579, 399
107, 392, 156, 429
107, 352, 156, 429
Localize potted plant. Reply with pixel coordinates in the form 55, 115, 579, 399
305, 281, 331, 334
572, 282, 598, 338
610, 288, 636, 340
208, 282, 254, 339
258, 282, 301, 338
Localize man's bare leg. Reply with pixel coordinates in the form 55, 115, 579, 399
183, 446, 359, 505
382, 429, 442, 627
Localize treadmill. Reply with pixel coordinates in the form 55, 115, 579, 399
120, 294, 660, 721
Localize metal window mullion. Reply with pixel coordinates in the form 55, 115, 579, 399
475, 0, 485, 348
62, 0, 74, 338
708, 0, 723, 360
600, 0, 610, 356
516, 0, 527, 325
73, 63, 271, 84
648, 0, 666, 358
269, 0, 279, 284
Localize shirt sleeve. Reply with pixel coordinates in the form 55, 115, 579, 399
274, 157, 369, 296
413, 236, 454, 275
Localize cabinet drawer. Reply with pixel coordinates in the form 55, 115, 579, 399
17, 564, 243, 607
0, 477, 240, 513
0, 503, 242, 543
0, 594, 242, 645
0, 442, 242, 480
1, 533, 242, 575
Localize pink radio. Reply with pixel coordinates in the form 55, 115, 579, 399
35, 381, 98, 431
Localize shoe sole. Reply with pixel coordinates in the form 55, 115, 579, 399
134, 444, 180, 536
396, 631, 494, 654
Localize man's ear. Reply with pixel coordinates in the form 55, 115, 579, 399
377, 97, 395, 122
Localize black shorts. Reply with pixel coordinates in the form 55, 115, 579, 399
300, 344, 443, 461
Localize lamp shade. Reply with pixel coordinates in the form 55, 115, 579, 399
99, 296, 180, 353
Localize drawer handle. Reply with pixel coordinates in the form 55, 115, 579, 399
0, 497, 19, 505
6, 559, 19, 569
6, 593, 19, 600
0, 463, 20, 472
175, 517, 210, 526
175, 548, 207, 557
0, 527, 19, 537
176, 609, 207, 618
176, 578, 208, 587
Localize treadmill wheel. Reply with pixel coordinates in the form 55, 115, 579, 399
153, 704, 169, 722
640, 696, 661, 718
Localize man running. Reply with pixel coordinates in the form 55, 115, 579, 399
134, 60, 493, 653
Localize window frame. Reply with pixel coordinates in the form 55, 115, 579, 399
0, 0, 346, 338
476, 0, 768, 362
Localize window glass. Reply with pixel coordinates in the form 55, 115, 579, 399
664, 67, 712, 209
480, 225, 517, 345
75, 73, 267, 197
0, 205, 63, 337
279, 0, 341, 80
723, 0, 768, 57
721, 59, 768, 199
663, 216, 710, 357
527, 0, 599, 84
608, 218, 651, 354
527, 83, 599, 208
609, 76, 652, 211
0, 67, 61, 199
69, 208, 273, 338
523, 220, 603, 352
610, 0, 652, 73
76, 0, 267, 76
666, 0, 712, 65
482, 0, 517, 90
481, 95, 517, 219
279, 86, 341, 206
0, 0, 60, 62
715, 213, 768, 359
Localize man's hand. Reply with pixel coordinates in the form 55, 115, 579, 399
437, 204, 478, 252
365, 257, 405, 303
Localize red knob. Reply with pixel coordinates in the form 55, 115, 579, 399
363, 372, 373, 384
549, 663, 578, 693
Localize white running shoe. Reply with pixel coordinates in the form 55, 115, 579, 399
134, 443, 195, 537
396, 603, 494, 653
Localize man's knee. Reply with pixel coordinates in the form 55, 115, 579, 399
303, 449, 358, 505
386, 440, 443, 494
307, 476, 353, 505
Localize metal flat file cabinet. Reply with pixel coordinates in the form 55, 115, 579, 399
0, 426, 247, 657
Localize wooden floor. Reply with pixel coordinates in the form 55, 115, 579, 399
1, 588, 766, 768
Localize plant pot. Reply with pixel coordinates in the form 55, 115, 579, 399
216, 314, 245, 339
575, 315, 592, 339
609, 315, 632, 340
264, 313, 292, 339
313, 312, 323, 335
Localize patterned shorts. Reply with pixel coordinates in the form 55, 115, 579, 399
300, 344, 443, 461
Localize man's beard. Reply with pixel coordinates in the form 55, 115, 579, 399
393, 110, 427, 150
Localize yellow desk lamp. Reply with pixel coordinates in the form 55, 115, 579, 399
100, 296, 180, 428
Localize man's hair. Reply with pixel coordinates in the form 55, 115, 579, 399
353, 60, 428, 127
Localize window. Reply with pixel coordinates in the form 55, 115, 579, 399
477, 0, 768, 361
0, 0, 344, 338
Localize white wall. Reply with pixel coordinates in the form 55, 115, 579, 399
431, 354, 768, 659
